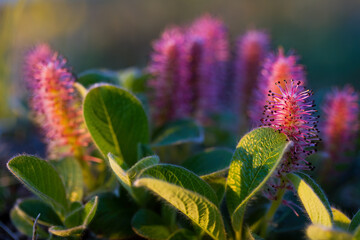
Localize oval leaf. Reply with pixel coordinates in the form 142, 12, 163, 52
349, 209, 360, 232
182, 148, 233, 177
225, 127, 290, 229
17, 198, 63, 226
7, 155, 68, 213
134, 178, 226, 240
138, 164, 218, 205
10, 206, 48, 238
151, 119, 204, 147
288, 172, 332, 227
84, 84, 149, 166
77, 69, 117, 88
52, 158, 84, 202
332, 208, 351, 230
131, 209, 171, 240
306, 224, 353, 240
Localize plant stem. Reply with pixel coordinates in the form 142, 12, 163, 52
260, 188, 285, 238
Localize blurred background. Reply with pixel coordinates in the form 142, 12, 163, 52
0, 0, 360, 238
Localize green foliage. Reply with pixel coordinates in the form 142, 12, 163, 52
332, 208, 351, 230
131, 209, 171, 240
17, 199, 63, 226
84, 84, 149, 166
51, 157, 84, 202
10, 206, 49, 239
77, 69, 118, 88
89, 192, 137, 239
225, 127, 290, 232
182, 148, 232, 177
167, 229, 197, 240
306, 224, 353, 240
288, 173, 333, 227
349, 209, 360, 232
134, 178, 226, 240
138, 164, 219, 205
152, 119, 204, 147
7, 155, 68, 214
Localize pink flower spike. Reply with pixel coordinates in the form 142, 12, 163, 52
24, 44, 91, 160
250, 47, 306, 126
322, 86, 359, 161
261, 79, 320, 199
234, 30, 270, 113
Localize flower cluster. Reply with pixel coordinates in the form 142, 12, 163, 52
148, 15, 229, 126
234, 30, 269, 114
322, 86, 359, 161
250, 48, 306, 126
24, 44, 91, 159
261, 80, 320, 200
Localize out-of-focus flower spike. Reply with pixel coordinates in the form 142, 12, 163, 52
322, 86, 359, 161
24, 44, 91, 160
250, 47, 306, 126
234, 30, 270, 115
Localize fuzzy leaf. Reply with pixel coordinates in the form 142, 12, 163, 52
77, 69, 117, 88
134, 178, 226, 240
84, 84, 149, 166
52, 158, 83, 202
138, 164, 218, 205
127, 155, 160, 181
167, 229, 197, 240
182, 148, 232, 177
10, 206, 48, 238
306, 224, 353, 240
225, 127, 290, 230
49, 225, 85, 237
17, 198, 63, 226
89, 192, 136, 239
288, 173, 332, 227
7, 155, 68, 213
332, 208, 351, 230
152, 119, 203, 147
131, 209, 171, 240
349, 209, 360, 232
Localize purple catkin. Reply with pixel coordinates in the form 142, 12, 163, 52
250, 48, 306, 126
261, 80, 320, 200
148, 15, 229, 126
148, 27, 188, 126
322, 86, 359, 161
234, 30, 269, 115
189, 14, 229, 120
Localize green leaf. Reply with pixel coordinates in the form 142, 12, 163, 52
167, 229, 197, 240
131, 209, 171, 240
77, 69, 117, 88
225, 127, 290, 230
202, 175, 227, 203
349, 209, 360, 232
64, 196, 98, 228
108, 153, 131, 189
84, 84, 149, 166
354, 225, 360, 240
127, 155, 160, 181
51, 196, 98, 237
138, 164, 218, 205
182, 148, 233, 177
17, 198, 63, 226
151, 119, 204, 147
117, 67, 150, 93
7, 155, 68, 213
89, 192, 136, 239
288, 173, 332, 227
52, 158, 84, 202
134, 178, 226, 240
137, 143, 154, 160
10, 206, 48, 238
306, 224, 353, 240
332, 208, 351, 230
49, 225, 85, 237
